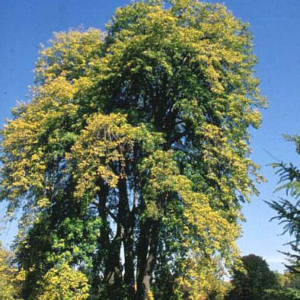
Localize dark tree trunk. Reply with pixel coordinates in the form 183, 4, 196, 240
136, 218, 159, 300
92, 179, 110, 295
119, 176, 136, 298
104, 223, 123, 300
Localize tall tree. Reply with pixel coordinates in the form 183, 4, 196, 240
0, 0, 265, 299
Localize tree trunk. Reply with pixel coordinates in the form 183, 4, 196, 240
92, 179, 110, 294
119, 177, 136, 298
136, 218, 159, 300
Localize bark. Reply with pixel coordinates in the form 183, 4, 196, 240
136, 218, 160, 300
92, 179, 110, 294
104, 223, 123, 300
94, 179, 123, 300
119, 176, 136, 298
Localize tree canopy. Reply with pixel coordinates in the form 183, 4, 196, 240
225, 254, 278, 300
263, 271, 300, 300
0, 0, 265, 299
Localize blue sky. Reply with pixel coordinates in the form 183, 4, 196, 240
1, 0, 300, 273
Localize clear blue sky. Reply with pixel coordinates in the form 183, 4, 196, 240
1, 0, 300, 273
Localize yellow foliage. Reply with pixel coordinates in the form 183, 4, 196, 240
37, 263, 90, 300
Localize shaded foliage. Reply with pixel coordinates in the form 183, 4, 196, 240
225, 254, 278, 300
263, 271, 300, 300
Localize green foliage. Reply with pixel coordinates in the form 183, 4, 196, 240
225, 254, 278, 300
263, 288, 300, 300
0, 1, 265, 299
262, 271, 300, 300
282, 271, 300, 289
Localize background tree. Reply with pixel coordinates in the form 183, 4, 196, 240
263, 271, 300, 300
0, 0, 265, 299
263, 288, 300, 300
282, 271, 300, 289
226, 254, 278, 300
